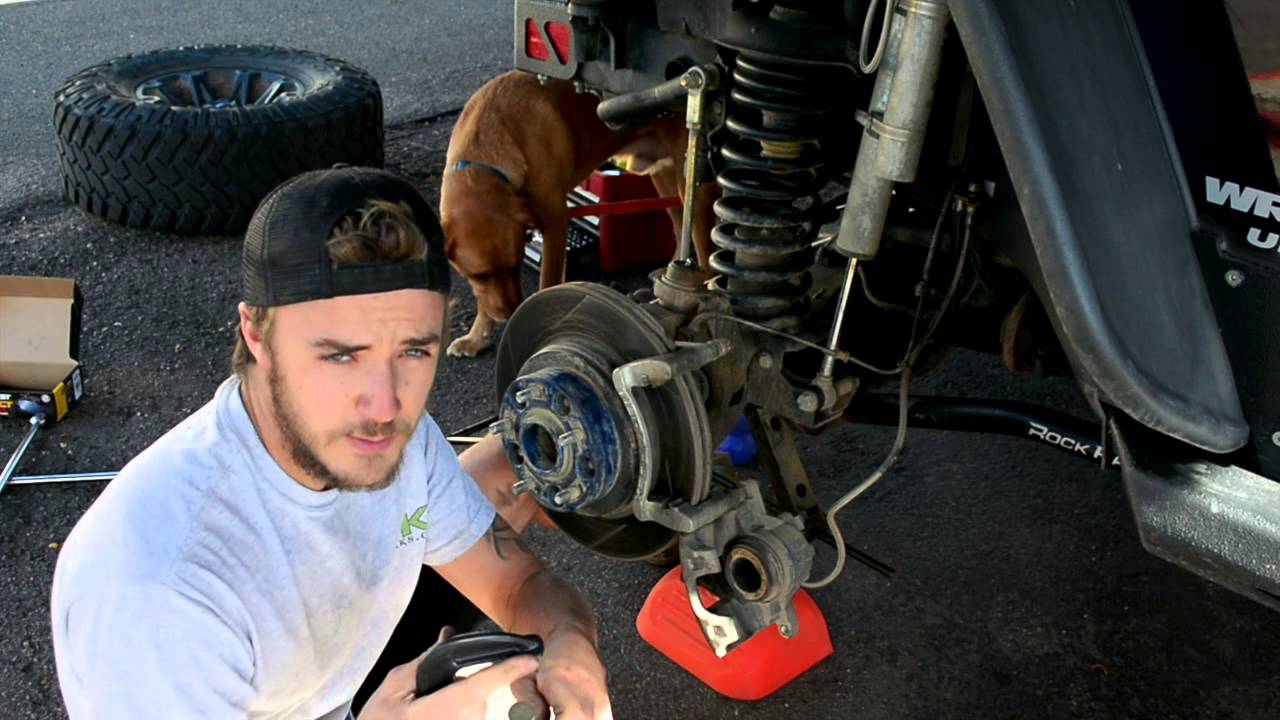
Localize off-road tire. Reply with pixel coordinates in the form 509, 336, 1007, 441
52, 45, 384, 234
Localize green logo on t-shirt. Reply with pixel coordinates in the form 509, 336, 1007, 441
400, 504, 429, 540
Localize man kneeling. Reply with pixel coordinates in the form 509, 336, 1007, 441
50, 167, 610, 719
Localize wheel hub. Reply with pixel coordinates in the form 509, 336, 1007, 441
497, 358, 634, 517
494, 282, 714, 559
134, 68, 302, 108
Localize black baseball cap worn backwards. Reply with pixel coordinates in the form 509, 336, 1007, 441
242, 166, 450, 307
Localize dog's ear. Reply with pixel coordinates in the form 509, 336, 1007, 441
439, 214, 460, 256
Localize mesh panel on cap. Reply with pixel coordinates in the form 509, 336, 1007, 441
240, 166, 450, 307
242, 171, 317, 307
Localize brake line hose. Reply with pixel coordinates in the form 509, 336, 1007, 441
804, 193, 975, 590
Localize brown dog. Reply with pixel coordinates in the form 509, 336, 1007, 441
440, 70, 716, 357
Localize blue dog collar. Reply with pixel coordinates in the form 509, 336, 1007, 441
452, 160, 513, 185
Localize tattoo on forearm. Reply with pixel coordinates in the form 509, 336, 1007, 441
488, 514, 527, 561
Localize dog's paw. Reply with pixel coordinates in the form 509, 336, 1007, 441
446, 334, 491, 358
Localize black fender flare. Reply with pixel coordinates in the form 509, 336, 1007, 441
949, 0, 1248, 453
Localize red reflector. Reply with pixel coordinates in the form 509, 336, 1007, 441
525, 18, 549, 62
545, 21, 571, 65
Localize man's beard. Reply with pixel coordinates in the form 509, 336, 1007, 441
266, 363, 411, 492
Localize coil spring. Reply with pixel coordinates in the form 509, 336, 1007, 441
710, 52, 834, 331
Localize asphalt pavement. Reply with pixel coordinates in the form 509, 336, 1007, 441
2, 2, 1280, 719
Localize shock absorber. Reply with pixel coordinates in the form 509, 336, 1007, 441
710, 52, 834, 332
835, 0, 951, 259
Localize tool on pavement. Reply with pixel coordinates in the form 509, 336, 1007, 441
446, 436, 485, 445
3, 433, 491, 490
0, 400, 47, 496
9, 471, 117, 487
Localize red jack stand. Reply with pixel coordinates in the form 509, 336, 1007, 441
636, 566, 833, 701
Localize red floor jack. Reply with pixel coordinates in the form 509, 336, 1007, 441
636, 485, 834, 700
568, 170, 681, 273
637, 566, 833, 701
637, 423, 835, 700
525, 168, 683, 279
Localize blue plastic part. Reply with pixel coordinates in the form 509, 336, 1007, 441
717, 414, 757, 466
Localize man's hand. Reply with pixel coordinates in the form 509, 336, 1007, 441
437, 515, 614, 719
358, 627, 541, 720
536, 630, 612, 720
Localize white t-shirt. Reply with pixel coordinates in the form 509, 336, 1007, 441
50, 376, 496, 719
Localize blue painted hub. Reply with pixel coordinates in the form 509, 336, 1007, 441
498, 367, 622, 514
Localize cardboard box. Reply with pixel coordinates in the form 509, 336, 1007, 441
0, 275, 84, 423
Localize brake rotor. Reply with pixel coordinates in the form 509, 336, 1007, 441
495, 282, 712, 560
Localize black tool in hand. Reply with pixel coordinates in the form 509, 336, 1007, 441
414, 631, 544, 698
